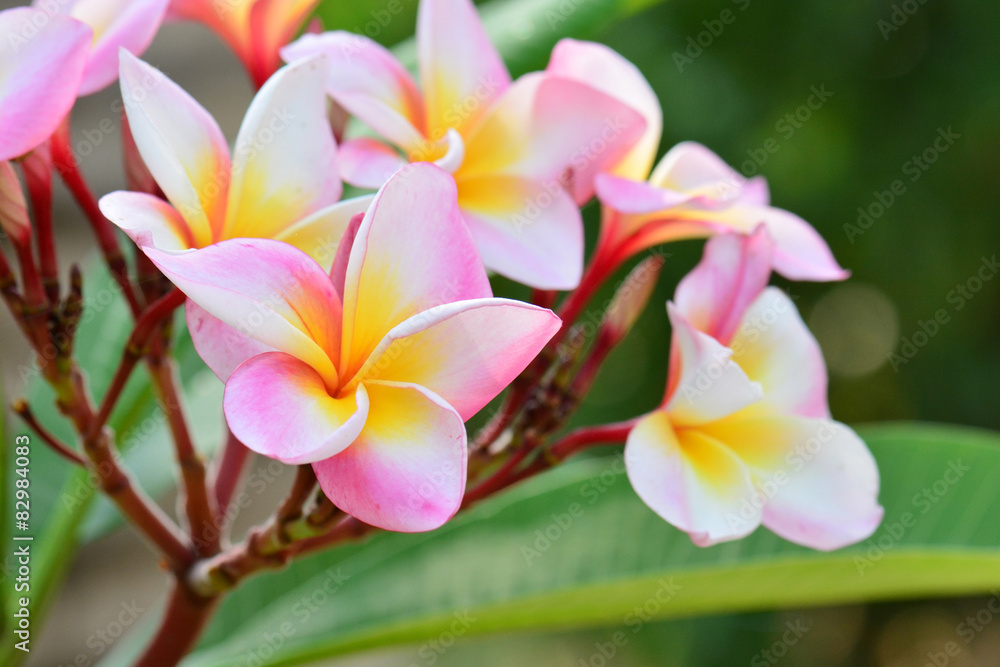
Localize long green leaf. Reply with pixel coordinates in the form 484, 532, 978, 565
101, 422, 1000, 666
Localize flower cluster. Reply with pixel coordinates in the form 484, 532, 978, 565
0, 0, 881, 552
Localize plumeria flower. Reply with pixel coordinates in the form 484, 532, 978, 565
281, 0, 648, 290
101, 52, 370, 379
140, 164, 561, 532
544, 40, 846, 282
168, 0, 321, 88
0, 8, 92, 161
625, 228, 882, 550
31, 0, 170, 96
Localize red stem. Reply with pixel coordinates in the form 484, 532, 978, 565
549, 421, 636, 460
12, 399, 85, 466
21, 145, 58, 301
134, 582, 219, 667
88, 289, 185, 440
556, 249, 619, 342
463, 446, 532, 506
212, 428, 252, 516
147, 353, 219, 555
51, 118, 142, 316
12, 241, 45, 308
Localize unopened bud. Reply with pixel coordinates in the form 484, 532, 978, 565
599, 253, 665, 346
0, 161, 30, 245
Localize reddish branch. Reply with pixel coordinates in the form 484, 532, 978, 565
12, 399, 85, 466
51, 119, 141, 316
212, 428, 253, 516
21, 145, 59, 301
134, 583, 220, 667
147, 354, 219, 555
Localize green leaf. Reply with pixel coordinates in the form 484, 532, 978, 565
103, 422, 1000, 666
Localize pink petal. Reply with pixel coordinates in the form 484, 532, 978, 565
313, 381, 466, 532
186, 300, 275, 382
281, 31, 426, 149
628, 204, 849, 283
224, 55, 341, 240
50, 0, 171, 96
625, 410, 760, 547
467, 76, 647, 205
119, 51, 230, 247
338, 138, 407, 190
546, 39, 661, 183
348, 298, 560, 420
700, 415, 883, 550
0, 9, 91, 161
329, 211, 365, 300
673, 228, 774, 345
698, 205, 849, 282
729, 287, 830, 419
224, 352, 368, 464
274, 195, 374, 271
663, 304, 763, 426
340, 163, 492, 378
145, 238, 341, 386
457, 174, 584, 289
595, 173, 693, 214
99, 190, 194, 251
417, 0, 510, 140
649, 142, 746, 197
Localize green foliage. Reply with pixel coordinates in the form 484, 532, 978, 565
97, 423, 1000, 666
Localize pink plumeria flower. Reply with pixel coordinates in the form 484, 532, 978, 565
0, 8, 91, 161
141, 164, 561, 532
168, 0, 321, 88
32, 0, 170, 96
544, 40, 846, 282
543, 38, 663, 203
596, 142, 848, 281
625, 228, 882, 550
101, 52, 371, 379
281, 0, 648, 290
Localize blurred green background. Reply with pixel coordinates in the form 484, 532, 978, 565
321, 0, 1000, 664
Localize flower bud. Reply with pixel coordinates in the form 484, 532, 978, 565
0, 161, 31, 246
599, 253, 665, 347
